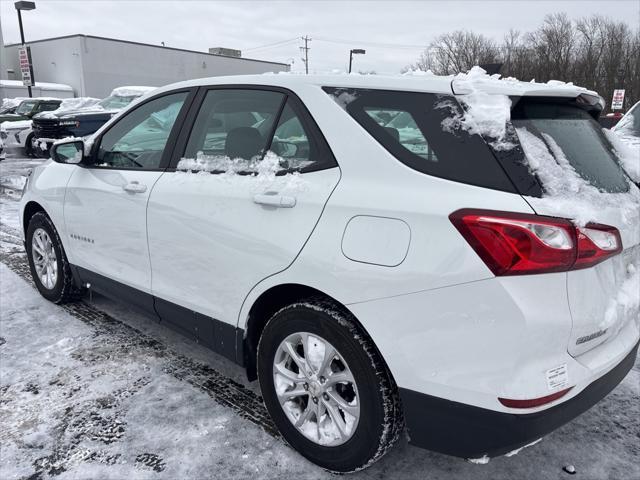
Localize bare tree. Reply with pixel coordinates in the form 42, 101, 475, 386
410, 30, 500, 75
407, 13, 640, 110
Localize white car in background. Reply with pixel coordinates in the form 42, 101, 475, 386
610, 101, 640, 185
1, 98, 102, 156
19, 73, 639, 472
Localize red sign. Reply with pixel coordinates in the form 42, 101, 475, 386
18, 46, 35, 87
611, 89, 625, 110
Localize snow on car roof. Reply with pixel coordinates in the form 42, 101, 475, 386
154, 67, 599, 100
110, 86, 157, 97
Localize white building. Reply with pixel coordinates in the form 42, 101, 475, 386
3, 34, 289, 98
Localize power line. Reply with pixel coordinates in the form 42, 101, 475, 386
243, 37, 299, 52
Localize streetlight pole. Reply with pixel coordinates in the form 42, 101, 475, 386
14, 1, 36, 98
348, 49, 366, 74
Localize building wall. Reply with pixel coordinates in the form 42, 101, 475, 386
4, 35, 289, 98
4, 37, 85, 94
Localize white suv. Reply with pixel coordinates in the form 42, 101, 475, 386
19, 73, 639, 472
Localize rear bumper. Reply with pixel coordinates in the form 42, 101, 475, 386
400, 339, 638, 459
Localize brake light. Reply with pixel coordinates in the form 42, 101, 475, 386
498, 387, 573, 409
449, 209, 622, 275
574, 224, 622, 270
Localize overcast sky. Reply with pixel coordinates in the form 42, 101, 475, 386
1, 1, 638, 73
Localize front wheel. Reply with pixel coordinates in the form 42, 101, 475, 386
257, 301, 403, 472
25, 212, 84, 303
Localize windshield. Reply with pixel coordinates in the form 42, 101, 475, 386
15, 101, 36, 115
99, 95, 138, 110
512, 102, 629, 193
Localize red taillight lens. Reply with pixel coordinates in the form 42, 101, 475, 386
498, 387, 573, 409
573, 223, 622, 270
450, 209, 622, 276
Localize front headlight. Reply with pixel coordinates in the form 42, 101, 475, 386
59, 120, 78, 127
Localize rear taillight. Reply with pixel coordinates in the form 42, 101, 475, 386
449, 209, 622, 276
573, 224, 622, 270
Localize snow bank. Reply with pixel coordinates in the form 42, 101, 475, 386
604, 128, 640, 183
516, 127, 639, 226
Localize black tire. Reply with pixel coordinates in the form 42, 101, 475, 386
257, 299, 403, 472
25, 212, 85, 304
24, 132, 35, 157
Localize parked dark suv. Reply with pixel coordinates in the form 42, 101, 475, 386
0, 98, 62, 123
31, 86, 155, 156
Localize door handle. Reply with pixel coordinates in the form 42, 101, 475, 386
253, 193, 296, 208
123, 181, 147, 194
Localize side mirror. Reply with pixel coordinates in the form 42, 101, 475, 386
51, 140, 84, 164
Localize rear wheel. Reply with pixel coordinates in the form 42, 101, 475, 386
257, 300, 403, 472
26, 212, 84, 303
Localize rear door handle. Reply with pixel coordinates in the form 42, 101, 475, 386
123, 181, 147, 194
253, 193, 296, 208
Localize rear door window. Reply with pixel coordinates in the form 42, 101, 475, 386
324, 87, 515, 192
511, 101, 629, 193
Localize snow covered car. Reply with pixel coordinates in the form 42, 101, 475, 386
0, 97, 62, 123
19, 72, 639, 472
31, 86, 155, 156
608, 101, 640, 186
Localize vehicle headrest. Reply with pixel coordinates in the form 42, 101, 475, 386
225, 127, 264, 160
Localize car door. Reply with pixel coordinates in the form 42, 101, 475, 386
63, 89, 193, 308
147, 87, 340, 345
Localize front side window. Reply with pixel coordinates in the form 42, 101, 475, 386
324, 87, 514, 191
95, 92, 187, 169
16, 101, 36, 115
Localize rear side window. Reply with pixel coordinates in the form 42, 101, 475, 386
511, 101, 629, 193
323, 87, 515, 192
181, 88, 337, 173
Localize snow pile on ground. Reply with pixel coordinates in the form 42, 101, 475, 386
176, 151, 307, 193
516, 127, 639, 226
604, 128, 640, 183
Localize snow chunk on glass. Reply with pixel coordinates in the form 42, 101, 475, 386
176, 151, 307, 193
438, 67, 516, 151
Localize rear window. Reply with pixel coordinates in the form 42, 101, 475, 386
323, 87, 516, 192
511, 101, 629, 193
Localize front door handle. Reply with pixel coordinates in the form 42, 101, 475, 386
123, 181, 147, 194
253, 193, 296, 208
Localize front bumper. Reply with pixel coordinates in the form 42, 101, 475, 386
400, 340, 638, 458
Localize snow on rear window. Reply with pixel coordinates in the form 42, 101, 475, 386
515, 126, 639, 226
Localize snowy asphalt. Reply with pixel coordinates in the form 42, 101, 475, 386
1, 151, 639, 480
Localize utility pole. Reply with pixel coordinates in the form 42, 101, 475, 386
300, 36, 310, 74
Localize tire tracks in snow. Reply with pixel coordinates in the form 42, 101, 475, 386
0, 251, 280, 441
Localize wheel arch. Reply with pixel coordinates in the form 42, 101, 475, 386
22, 200, 48, 235
242, 282, 392, 384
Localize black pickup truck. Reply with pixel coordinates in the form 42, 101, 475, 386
31, 86, 155, 156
